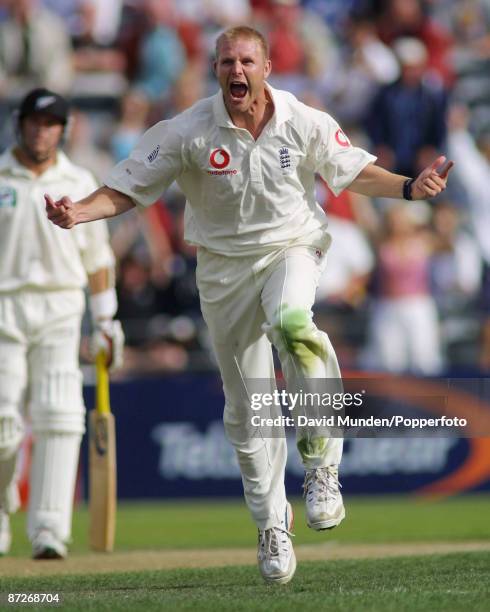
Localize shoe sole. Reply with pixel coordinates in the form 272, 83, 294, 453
307, 506, 346, 531
33, 547, 65, 560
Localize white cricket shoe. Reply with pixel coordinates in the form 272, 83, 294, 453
0, 510, 11, 555
32, 529, 67, 560
303, 466, 345, 530
257, 502, 296, 585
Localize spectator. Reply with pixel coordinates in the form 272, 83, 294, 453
115, 2, 148, 83
316, 213, 374, 309
314, 175, 376, 306
79, 0, 124, 47
366, 37, 448, 177
71, 0, 126, 75
321, 14, 400, 124
165, 65, 207, 120
446, 104, 490, 369
33, 0, 80, 35
266, 0, 339, 96
65, 110, 115, 183
43, 0, 123, 45
174, 0, 251, 27
429, 199, 482, 366
302, 0, 358, 33
446, 0, 490, 59
447, 104, 490, 278
363, 202, 443, 374
375, 0, 454, 85
268, 1, 306, 77
430, 200, 482, 312
0, 0, 74, 95
115, 254, 191, 374
116, 254, 161, 347
313, 178, 376, 368
133, 0, 187, 103
431, 1, 490, 138
110, 89, 151, 163
313, 209, 374, 369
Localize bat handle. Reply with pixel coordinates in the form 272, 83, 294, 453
96, 351, 111, 414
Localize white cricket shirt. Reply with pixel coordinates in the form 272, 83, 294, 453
0, 150, 114, 292
106, 85, 376, 256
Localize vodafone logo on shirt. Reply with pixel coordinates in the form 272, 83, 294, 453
208, 148, 237, 176
210, 148, 230, 169
335, 129, 351, 147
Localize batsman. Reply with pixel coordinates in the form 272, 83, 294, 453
46, 27, 453, 582
0, 88, 124, 559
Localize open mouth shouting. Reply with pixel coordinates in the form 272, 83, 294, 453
229, 81, 248, 102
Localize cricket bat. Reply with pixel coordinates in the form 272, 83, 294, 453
89, 351, 116, 552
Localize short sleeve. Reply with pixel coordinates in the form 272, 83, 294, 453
309, 113, 377, 196
104, 119, 185, 208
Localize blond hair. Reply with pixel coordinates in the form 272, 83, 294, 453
215, 26, 269, 60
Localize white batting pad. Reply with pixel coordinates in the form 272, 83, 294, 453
27, 432, 82, 542
0, 416, 23, 513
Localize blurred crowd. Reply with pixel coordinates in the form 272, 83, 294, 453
1, 0, 489, 377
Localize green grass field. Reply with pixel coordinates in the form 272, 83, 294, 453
6, 494, 490, 555
1, 553, 489, 611
1, 495, 489, 610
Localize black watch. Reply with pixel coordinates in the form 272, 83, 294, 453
403, 178, 415, 201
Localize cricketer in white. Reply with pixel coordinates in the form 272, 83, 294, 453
0, 88, 124, 560
46, 27, 452, 583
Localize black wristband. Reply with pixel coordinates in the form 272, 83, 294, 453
403, 178, 415, 201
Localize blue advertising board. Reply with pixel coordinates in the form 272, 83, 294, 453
82, 373, 490, 499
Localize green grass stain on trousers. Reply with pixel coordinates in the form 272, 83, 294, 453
297, 436, 329, 462
278, 307, 327, 374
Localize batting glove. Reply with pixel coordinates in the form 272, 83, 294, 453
90, 319, 125, 371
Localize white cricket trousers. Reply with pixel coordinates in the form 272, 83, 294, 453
0, 289, 85, 542
196, 228, 343, 530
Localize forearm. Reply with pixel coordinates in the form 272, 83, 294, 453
87, 267, 124, 370
348, 163, 407, 198
349, 155, 452, 201
75, 186, 135, 224
88, 267, 117, 322
88, 267, 112, 295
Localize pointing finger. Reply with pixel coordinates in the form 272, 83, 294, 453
430, 155, 446, 171
437, 160, 454, 179
44, 193, 56, 209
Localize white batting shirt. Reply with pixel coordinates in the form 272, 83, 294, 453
106, 85, 376, 256
0, 150, 114, 292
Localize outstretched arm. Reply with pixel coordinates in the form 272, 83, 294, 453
349, 155, 453, 200
45, 186, 136, 229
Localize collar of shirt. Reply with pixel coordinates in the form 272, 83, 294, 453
0, 149, 81, 181
212, 82, 293, 133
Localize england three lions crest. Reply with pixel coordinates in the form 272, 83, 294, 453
278, 146, 292, 175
